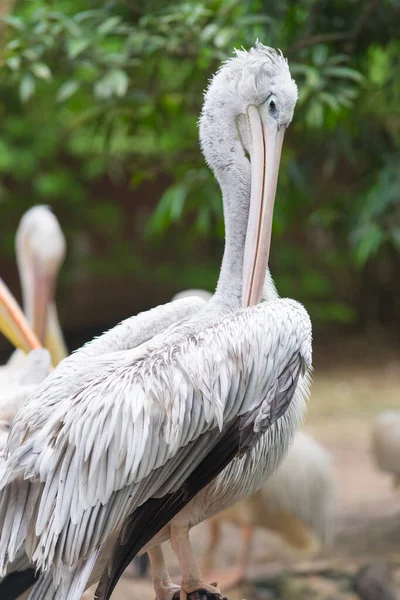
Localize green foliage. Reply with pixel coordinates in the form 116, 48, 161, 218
0, 0, 399, 327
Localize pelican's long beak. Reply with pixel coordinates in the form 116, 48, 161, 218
0, 279, 41, 352
31, 261, 55, 344
241, 106, 285, 307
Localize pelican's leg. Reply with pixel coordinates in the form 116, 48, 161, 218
149, 544, 180, 600
170, 525, 225, 600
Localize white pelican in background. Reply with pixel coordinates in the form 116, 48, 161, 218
0, 280, 57, 590
0, 207, 67, 595
1, 205, 67, 380
371, 411, 400, 488
0, 282, 52, 597
0, 43, 312, 600
203, 431, 335, 586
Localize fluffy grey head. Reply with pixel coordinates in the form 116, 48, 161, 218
199, 42, 298, 178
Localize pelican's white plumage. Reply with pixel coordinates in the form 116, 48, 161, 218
173, 288, 332, 565
0, 43, 311, 600
172, 289, 213, 303
371, 411, 400, 487
0, 349, 51, 452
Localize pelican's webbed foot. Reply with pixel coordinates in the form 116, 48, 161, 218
178, 581, 228, 600
186, 590, 228, 600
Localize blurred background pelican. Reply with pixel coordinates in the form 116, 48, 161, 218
1, 205, 67, 379
0, 205, 66, 469
202, 431, 335, 588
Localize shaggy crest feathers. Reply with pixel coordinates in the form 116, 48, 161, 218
205, 41, 297, 101
199, 41, 298, 185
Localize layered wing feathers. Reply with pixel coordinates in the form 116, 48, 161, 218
0, 298, 311, 577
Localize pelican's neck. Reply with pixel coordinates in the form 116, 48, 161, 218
199, 77, 255, 313
213, 182, 250, 312
45, 302, 68, 365
201, 126, 251, 313
16, 247, 34, 325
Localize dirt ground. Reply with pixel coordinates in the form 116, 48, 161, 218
84, 338, 400, 600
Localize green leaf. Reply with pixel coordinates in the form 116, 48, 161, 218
324, 66, 364, 83
353, 224, 384, 266
19, 74, 35, 103
326, 54, 350, 66
320, 92, 340, 112
147, 183, 187, 235
97, 16, 121, 35
312, 44, 328, 67
214, 27, 234, 49
6, 56, 21, 71
94, 69, 128, 99
2, 15, 24, 30
306, 101, 324, 128
57, 80, 80, 102
67, 38, 90, 59
201, 23, 218, 42
110, 69, 129, 97
31, 63, 52, 80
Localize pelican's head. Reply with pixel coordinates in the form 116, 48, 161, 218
16, 206, 66, 344
200, 42, 298, 306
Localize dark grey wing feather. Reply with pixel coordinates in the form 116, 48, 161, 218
239, 351, 303, 450
0, 568, 38, 599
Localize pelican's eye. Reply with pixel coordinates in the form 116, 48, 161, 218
265, 95, 277, 115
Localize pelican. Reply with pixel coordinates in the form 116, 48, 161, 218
172, 291, 334, 585
0, 208, 66, 596
0, 43, 312, 600
1, 205, 67, 381
371, 411, 400, 488
0, 283, 51, 600
203, 431, 335, 586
